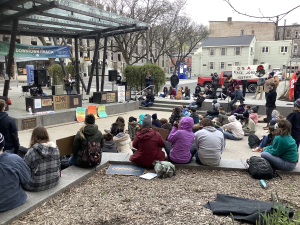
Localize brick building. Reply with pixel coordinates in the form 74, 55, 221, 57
209, 17, 276, 41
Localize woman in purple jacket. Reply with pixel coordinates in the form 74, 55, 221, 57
164, 117, 196, 163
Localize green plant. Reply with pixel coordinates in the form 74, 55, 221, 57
48, 64, 76, 85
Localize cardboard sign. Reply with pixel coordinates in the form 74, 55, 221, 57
106, 165, 144, 175
98, 105, 108, 118
42, 99, 52, 106
34, 99, 41, 109
153, 127, 169, 141
56, 135, 75, 157
22, 118, 37, 130
106, 92, 116, 103
232, 64, 269, 80
118, 85, 125, 103
73, 98, 79, 106
126, 91, 131, 101
87, 105, 99, 118
53, 95, 70, 110
76, 107, 86, 122
102, 93, 107, 101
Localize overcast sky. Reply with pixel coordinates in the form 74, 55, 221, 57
186, 0, 300, 26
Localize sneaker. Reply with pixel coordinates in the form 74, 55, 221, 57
252, 147, 262, 152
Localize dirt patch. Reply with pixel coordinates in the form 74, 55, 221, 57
12, 166, 300, 225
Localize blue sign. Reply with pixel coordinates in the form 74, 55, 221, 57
106, 165, 144, 175
26, 65, 34, 85
178, 61, 188, 79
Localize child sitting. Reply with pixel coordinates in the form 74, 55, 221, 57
214, 106, 228, 126
113, 129, 133, 154
218, 85, 228, 100
242, 111, 257, 136
253, 120, 277, 152
182, 106, 191, 117
250, 106, 259, 124
102, 133, 118, 153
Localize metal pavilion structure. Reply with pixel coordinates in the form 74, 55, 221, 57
0, 0, 149, 96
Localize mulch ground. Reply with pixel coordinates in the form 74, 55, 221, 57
12, 166, 300, 225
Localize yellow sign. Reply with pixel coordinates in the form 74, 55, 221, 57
106, 93, 115, 103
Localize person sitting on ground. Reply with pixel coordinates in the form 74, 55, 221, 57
272, 108, 280, 121
113, 128, 133, 154
261, 120, 299, 171
102, 133, 118, 153
24, 126, 60, 191
129, 114, 165, 168
109, 116, 125, 136
128, 116, 138, 141
0, 99, 20, 154
287, 98, 300, 149
188, 92, 205, 109
70, 114, 104, 168
245, 105, 252, 114
168, 86, 176, 99
253, 120, 277, 152
182, 86, 191, 100
152, 113, 162, 128
138, 114, 145, 125
250, 106, 259, 124
205, 100, 220, 120
214, 106, 228, 127
203, 87, 213, 99
169, 107, 182, 125
182, 105, 191, 117
229, 85, 243, 111
221, 115, 244, 140
191, 118, 224, 166
160, 118, 172, 136
218, 85, 228, 100
242, 111, 257, 136
0, 133, 31, 212
164, 117, 196, 164
190, 107, 200, 124
141, 90, 155, 107
176, 86, 183, 100
194, 84, 201, 97
231, 101, 244, 115
159, 87, 169, 98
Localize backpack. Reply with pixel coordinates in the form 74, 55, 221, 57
153, 161, 176, 178
248, 134, 261, 149
82, 136, 102, 168
246, 156, 274, 179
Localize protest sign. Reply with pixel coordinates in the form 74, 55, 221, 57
76, 107, 86, 122
87, 105, 99, 118
232, 64, 269, 80
97, 105, 108, 118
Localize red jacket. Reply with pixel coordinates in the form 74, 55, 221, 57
129, 128, 165, 168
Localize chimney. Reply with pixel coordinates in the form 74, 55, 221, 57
228, 17, 232, 22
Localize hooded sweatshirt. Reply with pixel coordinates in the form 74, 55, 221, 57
182, 108, 191, 117
102, 141, 118, 153
249, 113, 259, 124
0, 112, 20, 152
287, 110, 300, 144
24, 142, 60, 192
190, 112, 200, 124
113, 132, 133, 154
128, 121, 138, 141
138, 114, 145, 125
218, 111, 228, 126
242, 118, 257, 134
221, 115, 244, 139
167, 117, 195, 163
130, 128, 165, 168
194, 126, 224, 166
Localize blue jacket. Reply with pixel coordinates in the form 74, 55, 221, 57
232, 90, 243, 102
0, 151, 31, 212
0, 112, 20, 153
152, 119, 162, 128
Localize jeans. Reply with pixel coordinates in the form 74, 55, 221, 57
68, 156, 79, 167
229, 100, 236, 111
188, 102, 198, 108
159, 93, 167, 98
141, 101, 153, 107
195, 152, 204, 165
164, 141, 197, 164
259, 135, 268, 148
223, 131, 243, 140
182, 96, 190, 100
67, 90, 72, 94
261, 152, 297, 171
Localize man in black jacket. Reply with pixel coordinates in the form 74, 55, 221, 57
0, 100, 20, 153
141, 91, 155, 107
170, 72, 179, 90
294, 71, 300, 100
264, 83, 277, 129
211, 73, 219, 91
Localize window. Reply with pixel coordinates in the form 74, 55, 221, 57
111, 52, 113, 60
277, 32, 280, 40
31, 41, 37, 45
235, 62, 239, 66
241, 30, 244, 36
287, 31, 290, 38
210, 48, 214, 56
268, 65, 271, 70
209, 62, 214, 69
281, 46, 288, 53
220, 62, 225, 69
228, 64, 232, 67
293, 45, 298, 55
252, 30, 255, 35
235, 47, 241, 55
87, 40, 90, 47
251, 47, 254, 54
162, 57, 164, 67
223, 72, 232, 77
3, 37, 9, 42
221, 48, 226, 55
296, 31, 299, 39
118, 54, 121, 61
262, 47, 269, 53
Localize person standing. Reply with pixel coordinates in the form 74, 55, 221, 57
145, 72, 153, 91
170, 72, 179, 91
223, 75, 230, 88
253, 77, 265, 100
293, 71, 300, 100
64, 74, 74, 95
264, 73, 275, 100
264, 83, 277, 129
211, 73, 219, 91
286, 98, 300, 149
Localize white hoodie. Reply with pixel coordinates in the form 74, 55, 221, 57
221, 115, 244, 139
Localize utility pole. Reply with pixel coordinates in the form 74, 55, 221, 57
275, 16, 279, 40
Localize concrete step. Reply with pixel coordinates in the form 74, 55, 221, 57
139, 106, 207, 114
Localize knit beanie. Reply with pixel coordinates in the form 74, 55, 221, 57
295, 98, 300, 108
142, 114, 152, 128
243, 111, 249, 118
152, 113, 157, 120
0, 133, 5, 150
85, 114, 95, 124
251, 106, 259, 113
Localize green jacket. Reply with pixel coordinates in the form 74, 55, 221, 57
242, 118, 257, 134
128, 121, 138, 141
72, 124, 104, 167
264, 135, 299, 163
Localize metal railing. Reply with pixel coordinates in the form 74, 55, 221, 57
134, 85, 155, 101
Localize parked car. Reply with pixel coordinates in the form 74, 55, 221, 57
272, 68, 283, 81
197, 71, 258, 93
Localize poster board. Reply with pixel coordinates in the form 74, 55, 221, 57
76, 107, 86, 122
97, 105, 108, 118
232, 64, 269, 80
118, 85, 125, 103
53, 95, 70, 111
26, 65, 34, 85
56, 135, 75, 157
125, 91, 131, 101
42, 99, 52, 106
153, 127, 169, 141
87, 105, 99, 118
106, 92, 116, 103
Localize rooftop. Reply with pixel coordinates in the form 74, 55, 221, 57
200, 35, 255, 47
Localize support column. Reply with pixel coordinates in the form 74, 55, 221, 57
87, 35, 100, 95
3, 19, 18, 97
95, 37, 100, 92
74, 37, 80, 94
101, 37, 108, 92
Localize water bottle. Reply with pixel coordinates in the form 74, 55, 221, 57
260, 180, 267, 189
28, 106, 33, 115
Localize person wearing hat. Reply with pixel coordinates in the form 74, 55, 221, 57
69, 114, 103, 167
0, 133, 31, 212
130, 114, 165, 168
152, 113, 162, 128
264, 73, 275, 100
249, 106, 259, 124
242, 111, 257, 136
229, 85, 243, 111
287, 98, 300, 149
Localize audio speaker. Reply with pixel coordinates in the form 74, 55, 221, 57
34, 70, 47, 86
108, 70, 118, 82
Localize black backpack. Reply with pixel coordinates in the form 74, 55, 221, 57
246, 156, 275, 180
248, 134, 261, 149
